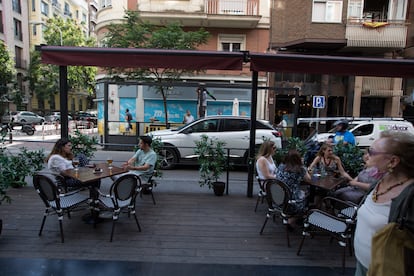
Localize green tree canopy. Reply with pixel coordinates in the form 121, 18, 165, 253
0, 40, 19, 105
28, 17, 97, 108
104, 10, 210, 124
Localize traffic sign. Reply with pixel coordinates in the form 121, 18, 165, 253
313, 96, 325, 109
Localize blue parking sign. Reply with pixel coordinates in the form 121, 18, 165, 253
313, 96, 325, 109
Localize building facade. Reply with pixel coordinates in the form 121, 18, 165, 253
28, 0, 93, 114
94, 0, 271, 127
268, 0, 413, 133
0, 0, 30, 113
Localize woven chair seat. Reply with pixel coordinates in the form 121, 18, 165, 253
49, 193, 89, 209
99, 196, 130, 209
340, 206, 357, 219
308, 211, 347, 233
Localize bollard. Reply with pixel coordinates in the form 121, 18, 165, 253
9, 132, 12, 143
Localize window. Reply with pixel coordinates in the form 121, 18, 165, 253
32, 0, 36, 11
14, 19, 22, 41
101, 0, 112, 8
223, 119, 249, 131
191, 119, 219, 133
64, 2, 71, 16
82, 13, 87, 23
347, 0, 362, 19
218, 35, 245, 52
15, 46, 23, 68
352, 124, 374, 136
50, 96, 56, 110
78, 99, 83, 111
12, 0, 22, 14
0, 11, 3, 33
312, 0, 343, 23
41, 1, 49, 16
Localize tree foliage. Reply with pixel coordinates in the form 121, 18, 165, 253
103, 10, 210, 124
27, 17, 97, 107
0, 40, 21, 106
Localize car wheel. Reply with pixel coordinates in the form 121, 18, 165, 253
159, 146, 178, 170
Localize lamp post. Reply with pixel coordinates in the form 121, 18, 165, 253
29, 21, 63, 46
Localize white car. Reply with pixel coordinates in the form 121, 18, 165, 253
2, 111, 45, 125
312, 119, 414, 148
148, 116, 282, 169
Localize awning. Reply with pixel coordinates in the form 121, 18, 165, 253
40, 46, 245, 71
249, 52, 414, 77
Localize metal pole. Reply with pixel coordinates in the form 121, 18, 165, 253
59, 66, 68, 139
247, 71, 259, 198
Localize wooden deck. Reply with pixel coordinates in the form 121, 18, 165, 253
0, 173, 356, 272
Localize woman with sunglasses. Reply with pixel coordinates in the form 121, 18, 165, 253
354, 131, 414, 276
256, 141, 277, 180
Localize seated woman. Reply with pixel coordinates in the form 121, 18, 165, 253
334, 150, 385, 203
46, 138, 87, 190
276, 149, 312, 216
307, 143, 353, 181
255, 140, 277, 180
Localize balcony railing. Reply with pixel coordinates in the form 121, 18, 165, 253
205, 0, 259, 16
346, 20, 407, 48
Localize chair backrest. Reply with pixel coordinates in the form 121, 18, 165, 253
110, 174, 140, 204
265, 179, 292, 213
33, 173, 63, 208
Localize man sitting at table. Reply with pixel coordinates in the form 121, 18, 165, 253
113, 136, 157, 183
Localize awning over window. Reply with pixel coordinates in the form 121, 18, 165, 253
40, 46, 245, 71
249, 52, 414, 78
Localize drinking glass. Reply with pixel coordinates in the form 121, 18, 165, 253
107, 156, 113, 169
72, 157, 80, 171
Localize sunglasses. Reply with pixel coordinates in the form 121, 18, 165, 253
367, 147, 390, 156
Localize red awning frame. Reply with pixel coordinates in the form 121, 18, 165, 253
38, 45, 414, 198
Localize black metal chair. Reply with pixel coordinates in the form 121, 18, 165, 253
139, 170, 157, 205
296, 196, 359, 272
33, 172, 90, 243
98, 174, 142, 242
259, 179, 301, 247
254, 176, 266, 212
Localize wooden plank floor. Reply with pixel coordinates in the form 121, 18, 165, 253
0, 177, 356, 270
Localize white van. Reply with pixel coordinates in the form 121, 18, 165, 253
311, 119, 414, 148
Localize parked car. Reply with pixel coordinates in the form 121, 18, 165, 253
1, 111, 45, 125
309, 118, 414, 148
148, 115, 282, 169
73, 111, 97, 125
45, 112, 73, 123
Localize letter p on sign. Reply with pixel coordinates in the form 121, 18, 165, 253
313, 96, 325, 109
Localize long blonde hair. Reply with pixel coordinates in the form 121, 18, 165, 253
256, 140, 275, 159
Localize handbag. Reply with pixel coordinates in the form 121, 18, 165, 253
367, 187, 414, 276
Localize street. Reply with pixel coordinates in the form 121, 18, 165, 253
1, 125, 251, 196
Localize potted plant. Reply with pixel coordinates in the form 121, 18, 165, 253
194, 134, 227, 196
69, 130, 98, 160
0, 147, 45, 188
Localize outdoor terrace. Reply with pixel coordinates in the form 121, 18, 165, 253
0, 157, 355, 275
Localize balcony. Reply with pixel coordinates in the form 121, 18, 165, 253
138, 0, 261, 28
345, 20, 407, 48
361, 77, 403, 97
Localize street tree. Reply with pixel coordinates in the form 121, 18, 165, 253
0, 40, 21, 111
28, 17, 97, 110
104, 10, 210, 125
